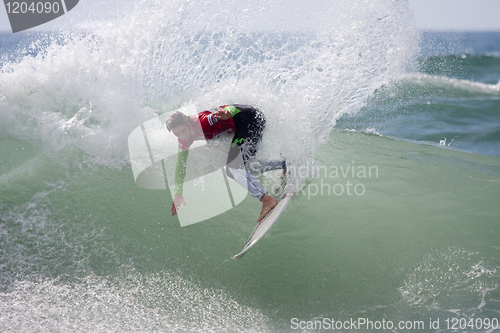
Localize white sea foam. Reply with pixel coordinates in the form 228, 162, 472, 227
399, 248, 498, 315
0, 0, 418, 177
0, 272, 271, 332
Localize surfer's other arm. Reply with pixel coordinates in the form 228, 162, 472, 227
214, 105, 240, 120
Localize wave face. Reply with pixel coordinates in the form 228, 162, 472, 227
336, 53, 500, 156
1, 2, 499, 333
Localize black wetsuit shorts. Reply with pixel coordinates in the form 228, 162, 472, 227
230, 104, 266, 160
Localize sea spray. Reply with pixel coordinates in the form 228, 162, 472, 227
0, 0, 419, 175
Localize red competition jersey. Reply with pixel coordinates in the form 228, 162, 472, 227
178, 106, 236, 150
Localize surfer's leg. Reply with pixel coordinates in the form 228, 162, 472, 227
225, 145, 268, 200
231, 106, 285, 171
226, 165, 277, 222
228, 105, 281, 221
226, 166, 266, 200
231, 105, 265, 160
226, 107, 268, 199
231, 106, 286, 175
226, 152, 277, 222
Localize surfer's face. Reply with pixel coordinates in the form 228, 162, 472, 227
171, 124, 190, 141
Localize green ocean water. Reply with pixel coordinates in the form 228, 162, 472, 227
1, 129, 498, 332
1, 1, 499, 332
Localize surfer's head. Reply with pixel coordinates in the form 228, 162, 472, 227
166, 111, 191, 141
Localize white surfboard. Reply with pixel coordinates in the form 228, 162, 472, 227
232, 187, 294, 259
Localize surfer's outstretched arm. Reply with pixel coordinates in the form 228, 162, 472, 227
171, 194, 185, 216
171, 149, 188, 215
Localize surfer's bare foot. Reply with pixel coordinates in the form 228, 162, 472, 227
257, 194, 277, 223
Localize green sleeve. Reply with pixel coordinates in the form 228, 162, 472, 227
174, 149, 189, 195
223, 105, 241, 117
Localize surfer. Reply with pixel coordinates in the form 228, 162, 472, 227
166, 104, 286, 222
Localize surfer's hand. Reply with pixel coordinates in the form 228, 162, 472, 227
171, 194, 186, 216
214, 109, 232, 120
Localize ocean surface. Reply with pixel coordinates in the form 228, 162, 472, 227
1, 1, 499, 332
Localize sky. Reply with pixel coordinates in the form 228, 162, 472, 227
407, 0, 500, 31
1, 0, 500, 33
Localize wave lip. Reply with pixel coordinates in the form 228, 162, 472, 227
401, 73, 500, 95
